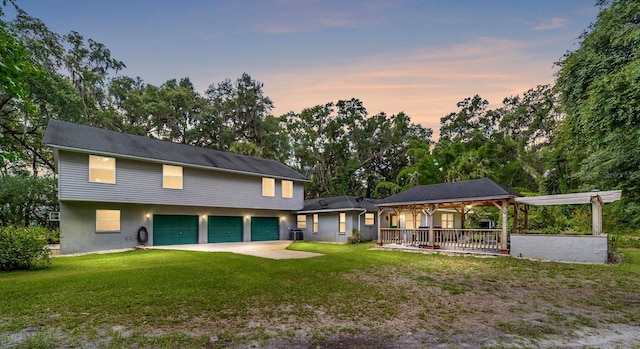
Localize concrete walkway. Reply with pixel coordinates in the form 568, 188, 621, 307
144, 240, 324, 260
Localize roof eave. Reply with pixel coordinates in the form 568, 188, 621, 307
297, 208, 375, 214
376, 194, 519, 207
47, 144, 310, 182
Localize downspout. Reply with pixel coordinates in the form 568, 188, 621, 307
358, 208, 367, 233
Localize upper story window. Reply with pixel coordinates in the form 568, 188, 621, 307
89, 155, 116, 184
296, 215, 307, 229
282, 180, 293, 198
163, 165, 183, 189
442, 213, 454, 228
96, 209, 120, 232
262, 177, 275, 197
365, 213, 375, 226
339, 212, 346, 233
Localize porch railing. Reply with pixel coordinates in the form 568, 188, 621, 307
380, 228, 501, 251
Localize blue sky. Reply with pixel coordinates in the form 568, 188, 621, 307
8, 0, 599, 135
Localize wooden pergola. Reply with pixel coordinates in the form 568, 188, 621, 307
513, 190, 622, 235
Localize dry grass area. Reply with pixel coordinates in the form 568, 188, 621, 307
1, 243, 640, 348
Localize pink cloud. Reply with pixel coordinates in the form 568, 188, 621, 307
533, 17, 568, 30
263, 36, 556, 139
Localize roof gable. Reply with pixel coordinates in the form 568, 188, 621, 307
376, 178, 521, 206
43, 120, 307, 181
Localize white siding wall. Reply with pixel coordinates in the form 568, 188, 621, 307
58, 150, 304, 210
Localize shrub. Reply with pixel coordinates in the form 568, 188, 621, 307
0, 226, 52, 271
347, 229, 361, 244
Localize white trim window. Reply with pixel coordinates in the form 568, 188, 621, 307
313, 214, 318, 233
297, 215, 307, 229
262, 177, 275, 197
163, 164, 183, 189
96, 209, 120, 232
282, 180, 293, 198
339, 213, 346, 234
406, 213, 422, 229
365, 213, 375, 226
442, 213, 455, 229
89, 155, 116, 184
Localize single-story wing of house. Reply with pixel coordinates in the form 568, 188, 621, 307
296, 196, 378, 243
43, 120, 308, 255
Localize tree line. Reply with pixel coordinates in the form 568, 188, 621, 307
1, 0, 638, 232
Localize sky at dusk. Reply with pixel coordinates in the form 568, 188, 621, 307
7, 1, 600, 136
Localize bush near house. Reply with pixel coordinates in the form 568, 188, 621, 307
0, 226, 52, 271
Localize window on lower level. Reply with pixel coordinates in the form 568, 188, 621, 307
163, 164, 183, 189
313, 214, 318, 233
365, 213, 375, 226
96, 209, 120, 232
339, 213, 346, 233
89, 155, 115, 184
442, 213, 454, 228
297, 215, 307, 229
262, 177, 275, 197
406, 213, 422, 229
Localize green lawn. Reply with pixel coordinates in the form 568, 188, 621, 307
2, 242, 640, 348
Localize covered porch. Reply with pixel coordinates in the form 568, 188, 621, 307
380, 227, 502, 253
375, 178, 520, 255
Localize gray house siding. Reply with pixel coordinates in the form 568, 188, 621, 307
57, 150, 303, 211
60, 201, 296, 254
298, 211, 378, 243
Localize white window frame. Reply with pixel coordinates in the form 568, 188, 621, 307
313, 214, 318, 233
281, 180, 293, 198
365, 213, 375, 226
96, 209, 120, 232
339, 212, 346, 234
442, 213, 455, 229
262, 177, 275, 197
163, 164, 183, 189
406, 213, 422, 229
89, 155, 116, 184
297, 215, 307, 229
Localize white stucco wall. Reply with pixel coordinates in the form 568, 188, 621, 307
511, 234, 608, 264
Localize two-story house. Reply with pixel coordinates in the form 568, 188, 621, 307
43, 120, 308, 255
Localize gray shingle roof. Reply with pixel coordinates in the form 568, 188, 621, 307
376, 178, 521, 206
299, 196, 377, 213
43, 120, 308, 181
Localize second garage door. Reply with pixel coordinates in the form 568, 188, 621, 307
208, 216, 243, 243
153, 215, 199, 246
250, 217, 279, 241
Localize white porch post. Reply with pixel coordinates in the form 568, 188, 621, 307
591, 195, 603, 235
501, 200, 509, 254
377, 208, 384, 246
426, 204, 436, 249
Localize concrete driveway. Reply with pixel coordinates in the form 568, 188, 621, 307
145, 240, 323, 260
